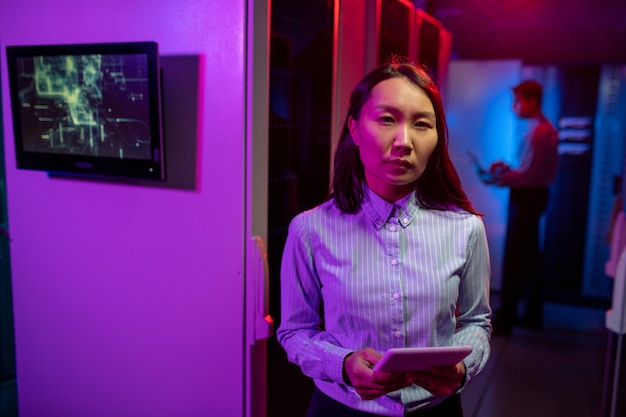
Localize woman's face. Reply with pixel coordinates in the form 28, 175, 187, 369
348, 77, 438, 202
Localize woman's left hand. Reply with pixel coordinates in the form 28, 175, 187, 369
405, 361, 466, 396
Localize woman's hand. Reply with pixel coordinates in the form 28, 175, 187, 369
343, 348, 413, 400
406, 361, 466, 396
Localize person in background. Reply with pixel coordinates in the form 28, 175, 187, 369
277, 58, 491, 417
485, 80, 559, 336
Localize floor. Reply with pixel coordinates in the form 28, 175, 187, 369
0, 378, 16, 417
268, 300, 626, 417
461, 302, 624, 417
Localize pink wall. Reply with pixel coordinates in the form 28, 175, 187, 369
0, 1, 250, 416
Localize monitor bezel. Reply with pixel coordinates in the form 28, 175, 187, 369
6, 41, 165, 182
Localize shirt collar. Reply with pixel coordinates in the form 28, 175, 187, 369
362, 186, 419, 230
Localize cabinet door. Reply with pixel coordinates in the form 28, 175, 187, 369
0, 72, 16, 411
266, 1, 335, 416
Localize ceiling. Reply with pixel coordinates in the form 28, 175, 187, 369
426, 0, 626, 65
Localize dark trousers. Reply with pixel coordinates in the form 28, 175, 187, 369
496, 187, 550, 329
305, 387, 463, 417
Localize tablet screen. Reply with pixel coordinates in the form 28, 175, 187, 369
373, 346, 472, 372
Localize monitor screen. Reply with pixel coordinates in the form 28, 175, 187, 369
6, 41, 165, 181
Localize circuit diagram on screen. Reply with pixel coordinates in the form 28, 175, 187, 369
15, 53, 152, 160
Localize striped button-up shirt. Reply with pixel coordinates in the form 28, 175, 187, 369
277, 187, 492, 416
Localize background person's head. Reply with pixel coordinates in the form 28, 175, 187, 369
511, 80, 543, 118
332, 58, 476, 215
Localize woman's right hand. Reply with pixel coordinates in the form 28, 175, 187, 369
343, 348, 413, 400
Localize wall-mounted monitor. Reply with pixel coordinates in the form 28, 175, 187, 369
6, 41, 165, 181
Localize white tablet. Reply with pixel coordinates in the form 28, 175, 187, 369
373, 346, 472, 373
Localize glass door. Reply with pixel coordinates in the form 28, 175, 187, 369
266, 1, 334, 416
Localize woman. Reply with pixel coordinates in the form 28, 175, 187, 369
277, 59, 491, 417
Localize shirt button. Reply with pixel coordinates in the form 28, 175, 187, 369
396, 404, 403, 410
389, 225, 397, 232
402, 218, 409, 224
393, 293, 400, 300
394, 331, 402, 338
390, 259, 398, 266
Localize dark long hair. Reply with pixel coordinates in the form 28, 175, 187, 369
331, 59, 479, 215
